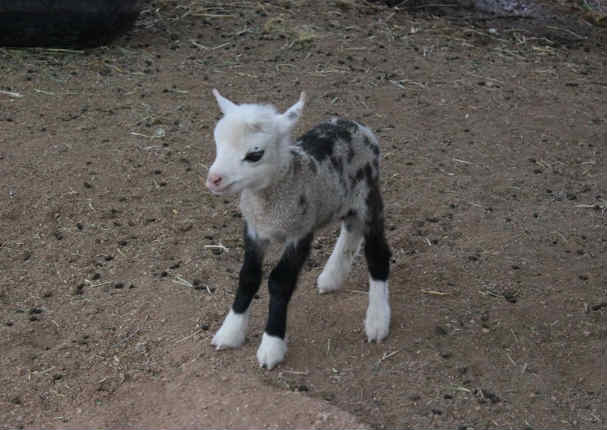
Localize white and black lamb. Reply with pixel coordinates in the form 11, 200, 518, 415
205, 90, 391, 369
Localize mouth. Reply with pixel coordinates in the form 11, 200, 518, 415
206, 179, 240, 195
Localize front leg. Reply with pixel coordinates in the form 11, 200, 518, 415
257, 233, 313, 369
212, 223, 267, 349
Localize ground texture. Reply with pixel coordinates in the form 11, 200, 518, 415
0, 0, 605, 428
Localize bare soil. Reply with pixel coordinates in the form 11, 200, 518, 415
0, 0, 605, 428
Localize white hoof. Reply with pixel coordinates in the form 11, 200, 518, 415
211, 309, 249, 350
364, 279, 390, 342
256, 332, 287, 370
317, 269, 343, 294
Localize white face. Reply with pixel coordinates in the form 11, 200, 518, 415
206, 89, 305, 195
207, 117, 279, 195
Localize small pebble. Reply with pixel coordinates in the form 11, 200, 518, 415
503, 291, 518, 303
73, 283, 85, 295
434, 326, 448, 336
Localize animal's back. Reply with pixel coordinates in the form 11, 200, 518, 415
296, 118, 380, 171
294, 118, 381, 228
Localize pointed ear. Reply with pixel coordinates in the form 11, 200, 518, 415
279, 92, 305, 132
213, 89, 237, 115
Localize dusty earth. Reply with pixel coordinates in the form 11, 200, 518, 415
0, 0, 605, 428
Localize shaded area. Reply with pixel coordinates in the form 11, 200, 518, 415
372, 0, 602, 46
0, 0, 143, 48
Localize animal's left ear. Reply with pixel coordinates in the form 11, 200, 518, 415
278, 92, 306, 133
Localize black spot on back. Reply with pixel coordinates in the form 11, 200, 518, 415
297, 122, 353, 162
334, 118, 359, 133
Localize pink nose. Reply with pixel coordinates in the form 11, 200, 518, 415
207, 173, 223, 188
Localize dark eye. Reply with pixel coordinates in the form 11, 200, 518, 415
244, 150, 265, 163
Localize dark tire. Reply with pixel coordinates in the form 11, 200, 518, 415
0, 0, 143, 48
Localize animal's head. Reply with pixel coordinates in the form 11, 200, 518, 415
206, 89, 305, 195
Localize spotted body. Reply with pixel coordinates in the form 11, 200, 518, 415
205, 90, 391, 370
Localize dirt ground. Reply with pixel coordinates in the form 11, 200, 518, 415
0, 0, 605, 428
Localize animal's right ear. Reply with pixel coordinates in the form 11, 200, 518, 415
213, 89, 237, 115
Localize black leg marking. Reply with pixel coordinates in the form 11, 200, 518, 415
364, 182, 391, 281
232, 223, 266, 314
265, 233, 314, 339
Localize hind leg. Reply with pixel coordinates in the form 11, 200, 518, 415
317, 218, 363, 294
363, 188, 391, 342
